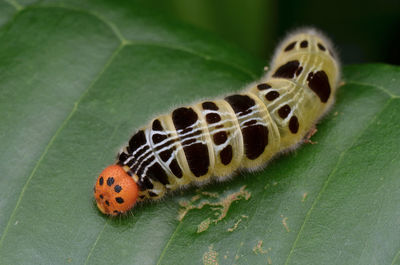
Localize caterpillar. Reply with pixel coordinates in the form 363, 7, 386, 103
94, 28, 341, 216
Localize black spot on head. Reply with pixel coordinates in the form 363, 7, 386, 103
300, 40, 308, 48
114, 185, 122, 193
278, 104, 291, 119
284, 41, 296, 51
202, 101, 219, 110
317, 43, 326, 51
152, 119, 163, 131
100, 194, 104, 199
272, 60, 300, 79
113, 210, 120, 214
213, 131, 228, 145
115, 197, 124, 204
129, 130, 147, 152
172, 107, 198, 130
105, 200, 110, 206
225, 94, 255, 116
205, 113, 221, 124
307, 71, 331, 103
220, 145, 233, 165
257, 83, 272, 91
107, 177, 114, 186
289, 116, 299, 134
266, 91, 280, 101
99, 176, 104, 186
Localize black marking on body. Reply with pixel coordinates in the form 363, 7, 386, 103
257, 83, 271, 91
213, 131, 228, 145
152, 133, 167, 144
307, 71, 331, 103
278, 104, 291, 119
184, 143, 210, 177
284, 41, 296, 51
173, 107, 209, 177
242, 125, 269, 160
317, 43, 326, 51
169, 159, 183, 178
225, 94, 255, 116
147, 163, 169, 185
118, 152, 129, 163
159, 149, 173, 162
126, 145, 150, 168
202, 101, 219, 110
220, 145, 233, 165
152, 119, 163, 131
137, 177, 153, 191
206, 113, 221, 124
243, 120, 257, 126
289, 116, 299, 134
115, 197, 124, 204
107, 177, 114, 186
266, 91, 279, 101
172, 107, 198, 130
114, 185, 122, 193
148, 191, 158, 197
272, 60, 301, 79
129, 130, 146, 152
300, 40, 308, 48
296, 66, 303, 76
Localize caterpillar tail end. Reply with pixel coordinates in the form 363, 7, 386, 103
94, 165, 139, 216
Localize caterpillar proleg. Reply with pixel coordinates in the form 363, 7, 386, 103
94, 28, 341, 216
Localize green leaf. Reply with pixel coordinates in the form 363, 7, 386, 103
0, 1, 399, 265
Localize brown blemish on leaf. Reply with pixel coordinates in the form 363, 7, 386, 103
267, 256, 272, 264
227, 215, 248, 232
178, 186, 251, 233
203, 245, 219, 265
252, 240, 269, 255
197, 217, 211, 233
281, 215, 290, 232
201, 191, 219, 198
302, 192, 308, 202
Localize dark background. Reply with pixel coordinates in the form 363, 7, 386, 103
140, 0, 400, 65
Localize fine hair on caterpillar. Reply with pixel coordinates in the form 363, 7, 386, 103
94, 28, 341, 216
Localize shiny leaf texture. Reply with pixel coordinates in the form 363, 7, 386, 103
0, 1, 399, 265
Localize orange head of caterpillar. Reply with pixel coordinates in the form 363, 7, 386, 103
94, 165, 139, 216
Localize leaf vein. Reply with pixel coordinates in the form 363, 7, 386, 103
0, 43, 125, 250
283, 97, 394, 265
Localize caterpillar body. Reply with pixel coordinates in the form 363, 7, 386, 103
94, 29, 341, 216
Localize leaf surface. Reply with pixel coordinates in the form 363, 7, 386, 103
0, 1, 399, 265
